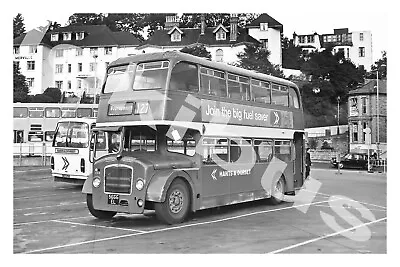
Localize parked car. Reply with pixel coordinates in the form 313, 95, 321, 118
331, 152, 369, 169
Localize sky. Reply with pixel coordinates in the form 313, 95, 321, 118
13, 0, 391, 62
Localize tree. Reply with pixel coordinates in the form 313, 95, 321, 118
282, 37, 305, 69
179, 13, 257, 28
236, 43, 284, 78
30, 94, 53, 103
180, 45, 211, 60
48, 21, 61, 31
43, 87, 62, 102
142, 13, 176, 37
13, 13, 25, 39
67, 13, 103, 26
367, 51, 387, 79
13, 62, 29, 102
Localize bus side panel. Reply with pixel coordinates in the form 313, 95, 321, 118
82, 174, 93, 194
146, 169, 197, 211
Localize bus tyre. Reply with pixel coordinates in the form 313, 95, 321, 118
269, 176, 285, 205
155, 179, 191, 225
86, 194, 117, 219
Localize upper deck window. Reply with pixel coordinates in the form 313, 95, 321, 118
29, 108, 44, 118
45, 107, 61, 118
200, 67, 227, 97
288, 87, 300, 109
251, 80, 271, 104
169, 62, 199, 92
228, 74, 250, 100
77, 108, 92, 118
104, 65, 135, 93
271, 84, 289, 107
14, 107, 28, 118
133, 61, 169, 90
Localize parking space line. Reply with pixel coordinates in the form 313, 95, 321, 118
14, 216, 93, 226
52, 220, 148, 233
14, 168, 51, 173
266, 217, 387, 254
23, 198, 342, 254
313, 204, 387, 212
14, 192, 81, 200
14, 202, 85, 211
302, 189, 387, 210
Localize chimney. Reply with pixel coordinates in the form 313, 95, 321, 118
200, 14, 206, 35
230, 13, 238, 42
165, 15, 180, 30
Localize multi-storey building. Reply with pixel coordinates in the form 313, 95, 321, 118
139, 13, 283, 66
293, 28, 373, 71
347, 79, 387, 156
13, 25, 141, 96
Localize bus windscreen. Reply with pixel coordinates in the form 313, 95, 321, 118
54, 122, 90, 148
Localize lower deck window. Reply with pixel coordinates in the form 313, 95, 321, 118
202, 137, 229, 164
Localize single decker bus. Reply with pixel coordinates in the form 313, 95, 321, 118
83, 51, 306, 224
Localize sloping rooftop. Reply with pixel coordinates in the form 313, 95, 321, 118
246, 13, 283, 30
348, 79, 387, 95
143, 27, 259, 47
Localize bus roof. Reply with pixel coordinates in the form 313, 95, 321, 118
109, 51, 297, 88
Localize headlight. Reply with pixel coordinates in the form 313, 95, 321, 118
92, 177, 101, 188
135, 179, 144, 191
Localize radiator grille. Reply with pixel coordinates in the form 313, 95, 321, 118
104, 166, 133, 194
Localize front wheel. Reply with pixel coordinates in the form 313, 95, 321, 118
155, 179, 191, 225
86, 194, 117, 219
269, 176, 285, 205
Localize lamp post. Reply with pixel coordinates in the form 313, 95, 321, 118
337, 96, 340, 135
93, 54, 98, 104
376, 64, 386, 159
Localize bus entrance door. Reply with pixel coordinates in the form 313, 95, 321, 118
293, 132, 304, 188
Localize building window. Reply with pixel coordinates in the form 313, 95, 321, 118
68, 64, 72, 73
78, 63, 82, 72
359, 47, 365, 57
104, 47, 112, 55
90, 62, 97, 72
261, 39, 268, 49
51, 34, 59, 41
13, 46, 20, 54
77, 80, 82, 89
76, 48, 83, 56
63, 32, 71, 41
90, 47, 98, 56
361, 97, 367, 114
362, 122, 368, 143
307, 36, 314, 43
352, 123, 358, 142
215, 49, 224, 62
260, 23, 268, 31
55, 81, 63, 90
359, 33, 364, 41
171, 31, 181, 42
67, 81, 72, 90
55, 64, 63, 73
29, 46, 37, 54
216, 29, 226, 40
26, 78, 34, 88
299, 36, 305, 43
55, 49, 64, 57
76, 32, 84, 40
27, 61, 35, 70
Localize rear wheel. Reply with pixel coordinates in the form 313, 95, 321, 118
86, 194, 117, 219
269, 176, 285, 205
155, 179, 191, 225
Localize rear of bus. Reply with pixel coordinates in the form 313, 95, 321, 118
51, 119, 94, 183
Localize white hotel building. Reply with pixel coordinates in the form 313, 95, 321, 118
13, 25, 142, 96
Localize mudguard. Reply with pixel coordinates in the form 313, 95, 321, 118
82, 173, 93, 194
146, 169, 195, 210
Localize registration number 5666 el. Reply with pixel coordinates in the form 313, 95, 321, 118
107, 194, 119, 205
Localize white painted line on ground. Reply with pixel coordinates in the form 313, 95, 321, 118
267, 217, 387, 254
23, 198, 342, 254
302, 189, 387, 210
14, 191, 81, 200
313, 204, 387, 212
14, 201, 85, 211
14, 168, 51, 173
52, 220, 147, 233
14, 216, 93, 226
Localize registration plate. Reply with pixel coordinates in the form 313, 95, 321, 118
107, 194, 120, 205
134, 102, 149, 114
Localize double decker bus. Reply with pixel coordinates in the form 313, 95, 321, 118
13, 103, 98, 156
83, 51, 305, 224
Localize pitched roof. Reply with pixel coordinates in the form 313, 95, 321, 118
247, 13, 283, 30
143, 27, 259, 47
13, 29, 52, 47
14, 25, 142, 47
348, 79, 387, 96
